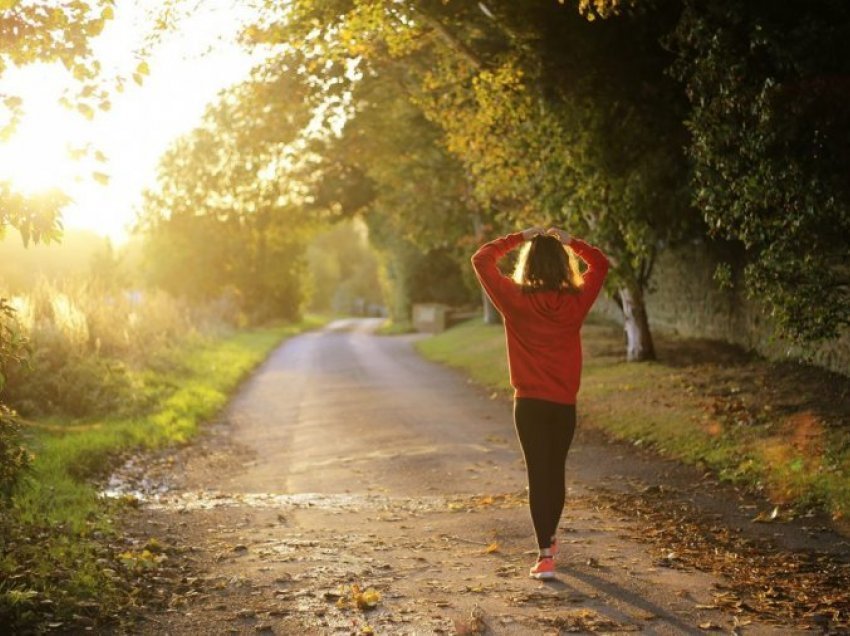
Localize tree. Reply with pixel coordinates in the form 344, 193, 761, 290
247, 0, 700, 360
670, 0, 850, 342
319, 65, 482, 321
138, 60, 320, 321
306, 219, 383, 314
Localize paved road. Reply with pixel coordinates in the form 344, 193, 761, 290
134, 319, 803, 635
222, 317, 520, 498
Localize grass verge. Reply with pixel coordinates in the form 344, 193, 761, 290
375, 318, 415, 335
0, 315, 325, 630
416, 316, 850, 521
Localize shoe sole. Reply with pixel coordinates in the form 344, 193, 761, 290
530, 571, 556, 580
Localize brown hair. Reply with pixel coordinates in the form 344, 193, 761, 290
512, 234, 583, 293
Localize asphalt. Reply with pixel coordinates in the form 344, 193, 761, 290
129, 318, 826, 635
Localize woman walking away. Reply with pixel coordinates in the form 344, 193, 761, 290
471, 226, 610, 580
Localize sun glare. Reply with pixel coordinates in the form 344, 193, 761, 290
0, 69, 91, 195
0, 0, 261, 245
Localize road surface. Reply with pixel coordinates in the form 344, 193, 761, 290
124, 319, 824, 634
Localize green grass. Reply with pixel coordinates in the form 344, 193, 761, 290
416, 318, 850, 521
415, 318, 509, 389
1, 315, 326, 628
375, 318, 415, 335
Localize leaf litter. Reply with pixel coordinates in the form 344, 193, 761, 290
590, 486, 850, 631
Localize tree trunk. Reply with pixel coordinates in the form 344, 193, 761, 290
618, 284, 655, 361
470, 212, 502, 325
481, 290, 502, 325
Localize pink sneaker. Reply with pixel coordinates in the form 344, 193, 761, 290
529, 556, 556, 580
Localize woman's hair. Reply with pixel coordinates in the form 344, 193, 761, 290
512, 234, 583, 293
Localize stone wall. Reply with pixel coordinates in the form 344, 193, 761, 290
592, 240, 850, 376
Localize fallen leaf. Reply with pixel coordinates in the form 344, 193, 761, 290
752, 506, 781, 523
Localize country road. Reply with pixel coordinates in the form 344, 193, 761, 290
122, 319, 833, 635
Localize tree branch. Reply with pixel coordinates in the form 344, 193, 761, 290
411, 6, 487, 71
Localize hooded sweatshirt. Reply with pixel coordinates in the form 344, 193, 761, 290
471, 232, 610, 405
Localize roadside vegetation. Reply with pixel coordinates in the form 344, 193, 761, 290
375, 320, 415, 336
0, 269, 324, 630
418, 318, 850, 523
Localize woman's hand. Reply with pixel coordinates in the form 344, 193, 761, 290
521, 226, 545, 240
546, 227, 571, 244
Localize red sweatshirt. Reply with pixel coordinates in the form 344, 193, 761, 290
471, 232, 610, 405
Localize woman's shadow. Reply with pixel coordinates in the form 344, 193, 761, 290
538, 566, 704, 635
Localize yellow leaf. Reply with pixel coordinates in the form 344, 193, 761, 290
92, 171, 110, 185
355, 587, 381, 610
90, 18, 105, 36
137, 60, 150, 76
102, 6, 114, 20
484, 541, 500, 554
77, 103, 95, 120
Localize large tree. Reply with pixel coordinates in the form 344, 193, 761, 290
138, 62, 318, 321
245, 0, 700, 360
318, 64, 483, 321
670, 0, 850, 342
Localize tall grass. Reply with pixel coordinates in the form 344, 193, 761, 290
2, 278, 242, 417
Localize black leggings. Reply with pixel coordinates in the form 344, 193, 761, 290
514, 397, 577, 550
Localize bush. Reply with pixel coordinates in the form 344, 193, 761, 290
1, 279, 239, 419
0, 298, 32, 501
0, 405, 31, 503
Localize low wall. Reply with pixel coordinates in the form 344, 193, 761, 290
591, 240, 850, 376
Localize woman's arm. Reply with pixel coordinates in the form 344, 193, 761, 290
471, 227, 541, 314
548, 228, 610, 317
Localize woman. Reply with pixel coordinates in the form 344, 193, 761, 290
471, 226, 610, 579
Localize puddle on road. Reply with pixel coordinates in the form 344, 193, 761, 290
101, 454, 527, 514
103, 487, 451, 514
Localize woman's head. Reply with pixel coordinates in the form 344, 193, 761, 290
513, 234, 583, 293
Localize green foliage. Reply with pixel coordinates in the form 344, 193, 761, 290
1, 319, 322, 631
139, 63, 319, 322
0, 298, 31, 502
0, 279, 243, 418
0, 404, 31, 503
9, 351, 139, 418
306, 219, 384, 314
670, 0, 850, 341
319, 67, 481, 318
246, 0, 702, 355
